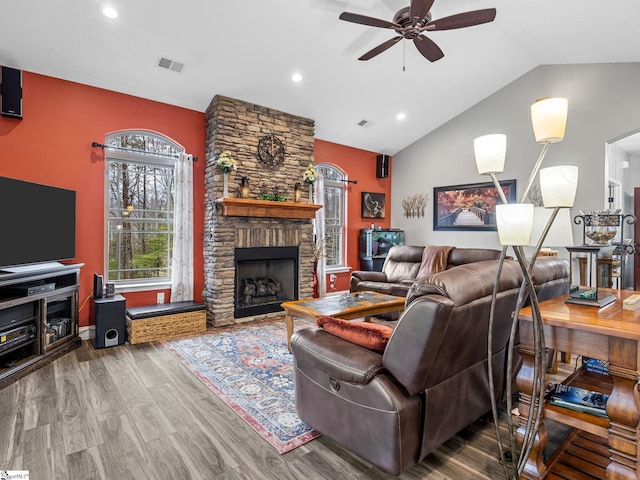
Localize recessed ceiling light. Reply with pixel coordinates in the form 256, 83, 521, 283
396, 113, 406, 121
98, 2, 118, 19
291, 73, 303, 83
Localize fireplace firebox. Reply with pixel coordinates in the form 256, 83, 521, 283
235, 247, 299, 318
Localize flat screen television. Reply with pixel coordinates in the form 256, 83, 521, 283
0, 176, 76, 270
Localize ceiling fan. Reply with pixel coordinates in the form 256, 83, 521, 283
339, 0, 496, 62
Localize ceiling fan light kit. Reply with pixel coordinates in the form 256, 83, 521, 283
339, 0, 496, 62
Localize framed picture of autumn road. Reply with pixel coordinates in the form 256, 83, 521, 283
433, 180, 516, 231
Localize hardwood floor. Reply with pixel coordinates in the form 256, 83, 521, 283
0, 337, 574, 480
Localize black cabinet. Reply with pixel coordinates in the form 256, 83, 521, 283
0, 263, 82, 389
358, 228, 404, 271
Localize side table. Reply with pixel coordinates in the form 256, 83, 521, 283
517, 290, 640, 479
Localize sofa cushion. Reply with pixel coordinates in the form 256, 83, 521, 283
317, 316, 394, 353
447, 247, 502, 267
382, 245, 424, 282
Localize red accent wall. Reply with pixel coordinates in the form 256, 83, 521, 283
314, 139, 392, 292
0, 71, 206, 327
0, 71, 388, 325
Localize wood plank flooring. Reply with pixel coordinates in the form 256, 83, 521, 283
0, 334, 575, 480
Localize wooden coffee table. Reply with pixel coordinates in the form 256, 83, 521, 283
281, 291, 405, 351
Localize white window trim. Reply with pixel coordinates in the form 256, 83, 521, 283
104, 130, 182, 290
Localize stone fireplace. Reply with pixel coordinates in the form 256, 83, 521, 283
235, 246, 298, 318
203, 96, 316, 327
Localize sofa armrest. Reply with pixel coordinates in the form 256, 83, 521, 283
404, 279, 444, 306
350, 270, 387, 292
351, 270, 387, 282
291, 328, 384, 384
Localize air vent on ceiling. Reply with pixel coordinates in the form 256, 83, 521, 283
156, 56, 185, 74
357, 119, 370, 127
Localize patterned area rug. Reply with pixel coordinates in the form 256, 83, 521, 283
161, 318, 320, 454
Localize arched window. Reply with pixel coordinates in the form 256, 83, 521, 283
104, 131, 182, 288
316, 164, 346, 269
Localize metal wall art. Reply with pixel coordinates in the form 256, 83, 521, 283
402, 193, 429, 218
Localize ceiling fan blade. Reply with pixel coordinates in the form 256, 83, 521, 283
339, 12, 401, 30
358, 36, 403, 61
409, 0, 435, 25
424, 8, 496, 31
413, 35, 444, 62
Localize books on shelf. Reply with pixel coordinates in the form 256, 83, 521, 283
583, 358, 609, 376
549, 383, 608, 417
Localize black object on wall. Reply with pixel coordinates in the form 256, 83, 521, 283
91, 295, 126, 349
376, 154, 389, 178
1, 66, 22, 119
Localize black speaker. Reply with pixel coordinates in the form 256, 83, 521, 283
376, 154, 389, 178
91, 294, 126, 348
93, 273, 103, 299
1, 66, 22, 119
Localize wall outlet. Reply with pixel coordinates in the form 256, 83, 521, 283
329, 274, 337, 282
157, 292, 165, 304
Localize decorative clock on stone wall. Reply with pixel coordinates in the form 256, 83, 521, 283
257, 133, 285, 166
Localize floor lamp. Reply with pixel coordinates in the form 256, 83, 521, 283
474, 98, 579, 479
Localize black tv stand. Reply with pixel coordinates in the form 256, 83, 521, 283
0, 263, 83, 389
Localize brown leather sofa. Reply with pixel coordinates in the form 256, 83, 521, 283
349, 244, 503, 297
291, 256, 569, 475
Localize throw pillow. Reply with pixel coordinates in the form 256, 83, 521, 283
316, 316, 393, 353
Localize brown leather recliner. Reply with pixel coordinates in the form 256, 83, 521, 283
291, 257, 569, 475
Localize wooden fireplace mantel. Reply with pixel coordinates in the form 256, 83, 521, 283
215, 197, 322, 219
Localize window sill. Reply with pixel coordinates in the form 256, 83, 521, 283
112, 280, 171, 293
326, 266, 352, 274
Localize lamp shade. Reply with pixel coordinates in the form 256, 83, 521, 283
496, 203, 534, 246
539, 165, 578, 208
529, 207, 574, 247
474, 134, 507, 175
531, 97, 568, 144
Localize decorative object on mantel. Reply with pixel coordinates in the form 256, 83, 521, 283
474, 97, 578, 479
240, 176, 250, 199
257, 133, 286, 167
294, 182, 302, 203
303, 163, 318, 203
401, 193, 429, 218
258, 183, 287, 202
216, 150, 237, 197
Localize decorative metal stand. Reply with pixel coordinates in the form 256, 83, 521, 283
566, 211, 636, 306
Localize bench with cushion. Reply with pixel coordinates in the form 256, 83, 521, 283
126, 301, 206, 344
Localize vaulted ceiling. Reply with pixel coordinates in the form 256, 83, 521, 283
2, 0, 639, 154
